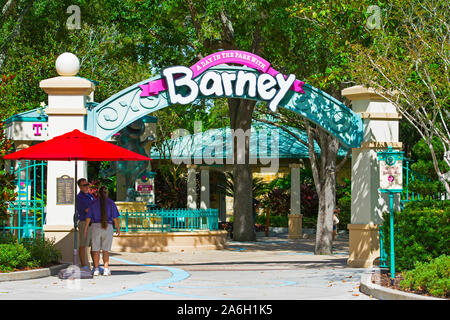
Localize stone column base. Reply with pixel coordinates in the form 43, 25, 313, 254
288, 214, 303, 239
44, 225, 77, 264
111, 230, 228, 252
347, 223, 380, 268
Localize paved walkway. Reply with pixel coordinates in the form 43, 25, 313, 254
0, 234, 375, 300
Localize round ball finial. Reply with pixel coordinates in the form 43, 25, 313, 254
55, 52, 80, 76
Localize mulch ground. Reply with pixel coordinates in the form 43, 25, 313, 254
372, 268, 447, 299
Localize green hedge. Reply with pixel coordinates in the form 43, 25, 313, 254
0, 243, 37, 272
23, 238, 62, 267
400, 255, 449, 298
255, 214, 288, 228
382, 200, 450, 271
0, 236, 61, 273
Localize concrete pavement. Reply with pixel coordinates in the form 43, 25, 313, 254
0, 234, 375, 300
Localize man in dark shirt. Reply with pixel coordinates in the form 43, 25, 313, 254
77, 178, 94, 270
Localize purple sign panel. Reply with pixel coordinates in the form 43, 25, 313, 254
139, 50, 305, 98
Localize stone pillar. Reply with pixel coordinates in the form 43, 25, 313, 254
342, 86, 402, 268
288, 163, 303, 239
187, 165, 197, 209
40, 53, 95, 263
200, 167, 210, 209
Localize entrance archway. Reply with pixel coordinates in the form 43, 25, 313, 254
85, 51, 363, 149
35, 51, 401, 267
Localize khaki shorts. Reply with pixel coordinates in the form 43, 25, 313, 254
78, 220, 92, 247
90, 223, 114, 252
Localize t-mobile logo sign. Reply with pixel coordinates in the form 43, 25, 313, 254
33, 123, 43, 136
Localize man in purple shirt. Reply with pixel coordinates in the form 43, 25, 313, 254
84, 186, 120, 276
76, 178, 94, 270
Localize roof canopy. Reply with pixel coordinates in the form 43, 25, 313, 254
150, 121, 349, 161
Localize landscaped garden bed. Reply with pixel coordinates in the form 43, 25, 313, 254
373, 264, 449, 300
378, 200, 450, 299
0, 236, 61, 273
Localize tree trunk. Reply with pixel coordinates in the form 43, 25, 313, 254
228, 98, 256, 241
309, 126, 340, 255
314, 161, 337, 255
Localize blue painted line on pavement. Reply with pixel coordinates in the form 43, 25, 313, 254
228, 246, 245, 251
77, 257, 299, 300
77, 257, 214, 300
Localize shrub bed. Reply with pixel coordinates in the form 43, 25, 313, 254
381, 200, 450, 272
255, 214, 288, 228
0, 243, 37, 272
0, 236, 61, 273
400, 255, 450, 298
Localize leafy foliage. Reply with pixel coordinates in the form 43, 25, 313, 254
400, 255, 450, 298
409, 137, 449, 196
347, 0, 450, 193
336, 178, 351, 230
154, 165, 188, 209
260, 186, 290, 217
217, 172, 269, 199
255, 214, 288, 228
0, 122, 16, 222
382, 200, 450, 271
0, 235, 61, 272
23, 237, 62, 267
0, 243, 36, 272
0, 0, 150, 121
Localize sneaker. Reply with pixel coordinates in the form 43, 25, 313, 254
81, 266, 91, 271
103, 268, 111, 276
93, 268, 100, 276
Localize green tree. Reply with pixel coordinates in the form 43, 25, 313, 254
250, 0, 377, 254
285, 0, 449, 252
409, 137, 449, 196
349, 0, 450, 195
0, 0, 150, 120
115, 0, 304, 241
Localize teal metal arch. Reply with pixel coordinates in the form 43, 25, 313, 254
86, 65, 363, 148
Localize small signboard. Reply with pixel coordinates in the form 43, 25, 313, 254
136, 184, 153, 194
379, 157, 402, 190
378, 146, 403, 191
134, 172, 156, 203
56, 175, 74, 205
15, 180, 32, 201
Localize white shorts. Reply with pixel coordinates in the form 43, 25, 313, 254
90, 223, 114, 252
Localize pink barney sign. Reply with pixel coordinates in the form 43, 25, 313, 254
139, 50, 305, 112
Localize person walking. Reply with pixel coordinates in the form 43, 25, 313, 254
84, 186, 120, 276
76, 178, 94, 270
332, 207, 340, 241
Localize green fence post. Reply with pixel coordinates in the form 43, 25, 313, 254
389, 192, 395, 284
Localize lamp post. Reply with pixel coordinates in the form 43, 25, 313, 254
378, 146, 403, 285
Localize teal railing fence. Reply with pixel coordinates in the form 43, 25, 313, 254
379, 159, 449, 267
119, 208, 219, 233
1, 160, 46, 242
401, 159, 449, 204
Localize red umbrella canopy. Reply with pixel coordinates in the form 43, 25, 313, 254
3, 129, 152, 161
